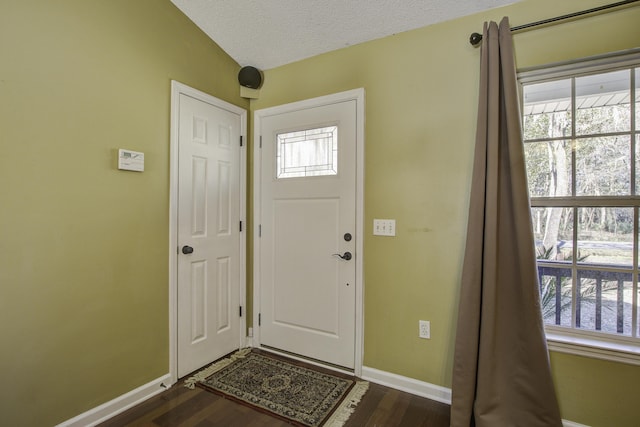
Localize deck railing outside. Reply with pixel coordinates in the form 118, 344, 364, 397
537, 263, 631, 334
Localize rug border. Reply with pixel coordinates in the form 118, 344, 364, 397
321, 380, 369, 427
184, 349, 369, 427
196, 380, 310, 427
183, 348, 252, 389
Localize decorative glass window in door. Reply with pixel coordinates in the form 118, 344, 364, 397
276, 126, 338, 178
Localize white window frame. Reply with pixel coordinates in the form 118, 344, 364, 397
519, 48, 640, 365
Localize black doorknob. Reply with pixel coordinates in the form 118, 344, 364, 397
333, 251, 352, 261
182, 245, 194, 254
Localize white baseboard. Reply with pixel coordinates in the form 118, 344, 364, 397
361, 366, 452, 404
56, 374, 171, 427
361, 366, 589, 427
562, 421, 590, 427
245, 335, 254, 348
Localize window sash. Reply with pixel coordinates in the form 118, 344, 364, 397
520, 49, 640, 351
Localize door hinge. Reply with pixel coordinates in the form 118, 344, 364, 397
259, 224, 262, 237
258, 313, 261, 326
259, 135, 262, 148
239, 221, 243, 232
240, 135, 243, 147
239, 306, 242, 317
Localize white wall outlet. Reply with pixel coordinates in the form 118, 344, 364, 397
419, 320, 430, 339
373, 219, 396, 236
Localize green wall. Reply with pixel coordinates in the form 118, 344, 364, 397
250, 1, 640, 426
1, 0, 639, 426
0, 1, 247, 426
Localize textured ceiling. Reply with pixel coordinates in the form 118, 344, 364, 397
170, 0, 519, 70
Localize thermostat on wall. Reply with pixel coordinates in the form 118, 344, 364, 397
118, 149, 144, 172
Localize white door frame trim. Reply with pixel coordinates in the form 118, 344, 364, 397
168, 81, 247, 385
253, 88, 365, 376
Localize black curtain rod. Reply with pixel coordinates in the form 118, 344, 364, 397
469, 0, 640, 46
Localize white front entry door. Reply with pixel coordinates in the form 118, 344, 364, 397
175, 88, 245, 378
255, 90, 363, 370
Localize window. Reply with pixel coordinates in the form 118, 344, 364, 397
520, 50, 640, 363
276, 126, 338, 179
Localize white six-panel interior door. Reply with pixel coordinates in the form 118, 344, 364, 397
170, 81, 246, 380
254, 89, 364, 374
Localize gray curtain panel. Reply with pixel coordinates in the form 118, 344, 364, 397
450, 18, 562, 427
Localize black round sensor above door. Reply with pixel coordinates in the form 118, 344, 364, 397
238, 66, 262, 89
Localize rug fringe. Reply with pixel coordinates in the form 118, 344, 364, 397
183, 347, 252, 389
322, 380, 369, 427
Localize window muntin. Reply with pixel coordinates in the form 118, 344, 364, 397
636, 69, 640, 126
276, 126, 338, 179
522, 58, 639, 344
636, 135, 640, 195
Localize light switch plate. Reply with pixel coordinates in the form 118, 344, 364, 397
373, 219, 396, 236
118, 149, 144, 172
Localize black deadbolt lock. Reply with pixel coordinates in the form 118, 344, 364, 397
344, 233, 352, 242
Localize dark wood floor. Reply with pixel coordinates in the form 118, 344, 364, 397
100, 352, 451, 427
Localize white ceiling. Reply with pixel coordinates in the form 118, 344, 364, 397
170, 0, 519, 70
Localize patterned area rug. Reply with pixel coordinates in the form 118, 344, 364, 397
184, 349, 368, 427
